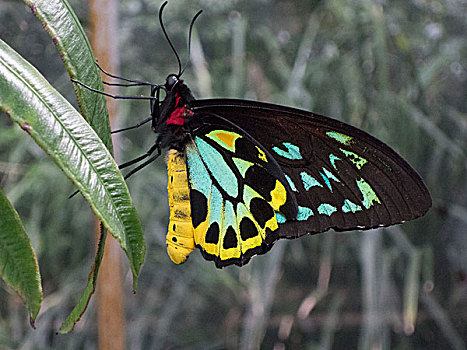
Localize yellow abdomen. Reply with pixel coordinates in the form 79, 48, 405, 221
166, 149, 195, 264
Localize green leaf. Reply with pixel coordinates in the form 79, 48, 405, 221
0, 39, 145, 288
0, 189, 42, 326
58, 225, 107, 334
24, 0, 112, 151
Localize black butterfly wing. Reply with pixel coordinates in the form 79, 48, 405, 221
191, 99, 432, 238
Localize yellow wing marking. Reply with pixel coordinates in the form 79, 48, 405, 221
205, 130, 241, 152
256, 146, 267, 162
216, 132, 236, 148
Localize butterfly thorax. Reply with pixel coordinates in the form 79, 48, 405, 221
156, 76, 196, 150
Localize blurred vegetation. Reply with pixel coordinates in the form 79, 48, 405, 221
0, 0, 466, 349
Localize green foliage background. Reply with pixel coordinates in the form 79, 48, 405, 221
0, 0, 465, 348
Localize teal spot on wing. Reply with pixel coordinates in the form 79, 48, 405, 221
356, 178, 381, 209
208, 186, 224, 225
320, 167, 340, 192
326, 131, 353, 145
222, 200, 237, 232
297, 206, 314, 221
276, 212, 287, 224
323, 167, 340, 183
300, 171, 322, 190
186, 144, 212, 198
272, 142, 303, 160
342, 199, 362, 213
317, 203, 337, 216
340, 148, 367, 170
233, 157, 253, 177
242, 184, 258, 208
284, 174, 297, 192
329, 154, 342, 170
195, 137, 238, 198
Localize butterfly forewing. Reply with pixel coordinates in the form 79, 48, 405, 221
191, 99, 432, 238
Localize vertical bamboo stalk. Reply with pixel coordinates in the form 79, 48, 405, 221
89, 1, 125, 349
228, 11, 246, 98
359, 230, 386, 350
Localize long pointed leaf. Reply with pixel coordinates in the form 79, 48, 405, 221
24, 0, 112, 150
0, 39, 145, 287
0, 189, 42, 326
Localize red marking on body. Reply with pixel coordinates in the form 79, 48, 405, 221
167, 95, 194, 125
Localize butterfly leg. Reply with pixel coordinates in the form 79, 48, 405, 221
122, 144, 162, 180
69, 143, 161, 199
71, 79, 158, 101
111, 117, 152, 134
119, 143, 160, 170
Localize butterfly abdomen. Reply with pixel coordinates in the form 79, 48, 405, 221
166, 149, 195, 264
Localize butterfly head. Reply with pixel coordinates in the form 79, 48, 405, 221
165, 74, 180, 92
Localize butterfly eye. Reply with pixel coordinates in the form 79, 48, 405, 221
165, 74, 179, 90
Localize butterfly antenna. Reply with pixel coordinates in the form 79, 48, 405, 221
159, 1, 182, 77
180, 9, 203, 76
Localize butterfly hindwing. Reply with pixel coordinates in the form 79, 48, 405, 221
191, 99, 432, 238
185, 125, 297, 267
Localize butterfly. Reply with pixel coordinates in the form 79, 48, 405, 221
76, 2, 432, 268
